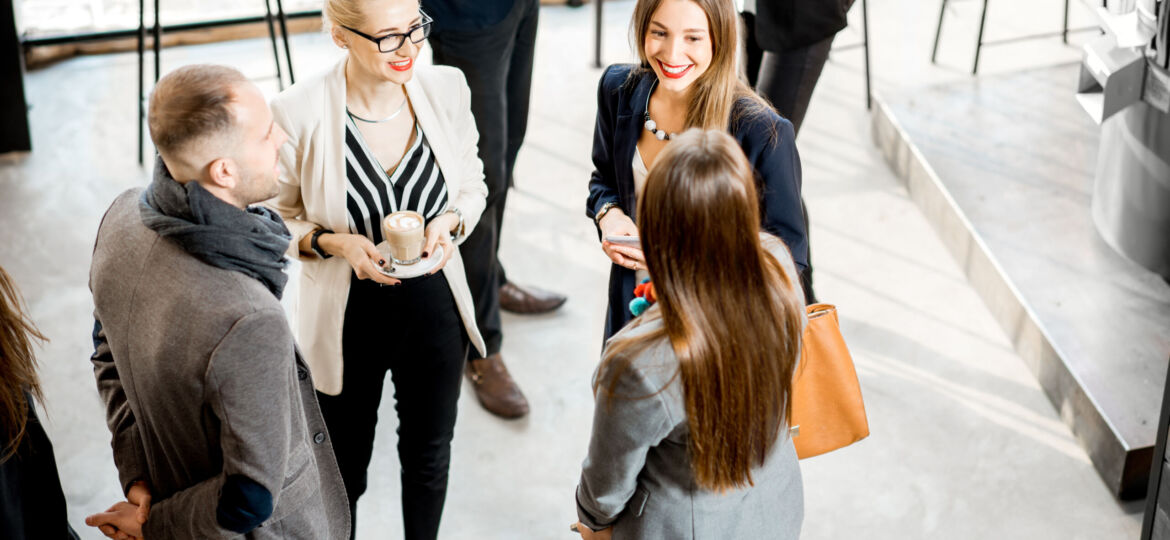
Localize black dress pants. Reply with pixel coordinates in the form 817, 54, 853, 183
316, 273, 467, 540
429, 0, 539, 359
743, 11, 833, 304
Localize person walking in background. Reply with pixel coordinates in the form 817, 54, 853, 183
575, 129, 806, 539
742, 0, 855, 303
0, 265, 80, 540
86, 64, 349, 539
266, 0, 488, 536
587, 0, 808, 339
428, 0, 568, 419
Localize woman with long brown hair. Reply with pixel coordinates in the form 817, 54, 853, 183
575, 129, 806, 539
0, 265, 79, 539
587, 0, 808, 340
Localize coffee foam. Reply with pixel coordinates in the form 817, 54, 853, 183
386, 213, 422, 230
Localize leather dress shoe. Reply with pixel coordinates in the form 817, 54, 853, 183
465, 354, 530, 419
499, 281, 567, 314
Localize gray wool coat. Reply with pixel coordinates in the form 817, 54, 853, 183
576, 234, 805, 540
89, 189, 350, 539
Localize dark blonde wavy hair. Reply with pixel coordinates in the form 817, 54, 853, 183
0, 266, 46, 462
597, 129, 804, 492
630, 0, 773, 131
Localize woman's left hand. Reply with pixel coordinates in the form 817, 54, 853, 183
605, 243, 646, 272
575, 523, 612, 540
423, 212, 460, 275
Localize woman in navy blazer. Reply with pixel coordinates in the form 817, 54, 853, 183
586, 0, 808, 340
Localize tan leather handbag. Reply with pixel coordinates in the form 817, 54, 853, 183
790, 303, 869, 459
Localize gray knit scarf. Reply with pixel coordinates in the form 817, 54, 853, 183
139, 158, 292, 299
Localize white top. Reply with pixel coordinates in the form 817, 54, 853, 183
633, 145, 650, 200
632, 147, 650, 284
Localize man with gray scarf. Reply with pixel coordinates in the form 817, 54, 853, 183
85, 64, 349, 539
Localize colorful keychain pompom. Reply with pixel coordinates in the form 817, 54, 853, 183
629, 297, 651, 317
629, 278, 657, 317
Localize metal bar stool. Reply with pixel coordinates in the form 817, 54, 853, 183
136, 2, 296, 165
931, 0, 1073, 75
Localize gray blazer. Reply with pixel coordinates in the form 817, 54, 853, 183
576, 235, 805, 539
89, 189, 350, 539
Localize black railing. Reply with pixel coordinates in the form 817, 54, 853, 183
20, 10, 321, 48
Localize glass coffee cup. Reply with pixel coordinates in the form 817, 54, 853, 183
382, 211, 425, 265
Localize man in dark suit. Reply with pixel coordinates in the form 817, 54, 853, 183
428, 0, 566, 419
742, 0, 855, 304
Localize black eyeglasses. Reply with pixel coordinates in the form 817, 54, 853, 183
343, 10, 433, 54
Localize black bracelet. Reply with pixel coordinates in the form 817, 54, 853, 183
310, 228, 334, 259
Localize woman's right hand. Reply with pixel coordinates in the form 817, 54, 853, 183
317, 233, 401, 285
598, 209, 643, 271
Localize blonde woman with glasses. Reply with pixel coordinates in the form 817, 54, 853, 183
265, 0, 488, 537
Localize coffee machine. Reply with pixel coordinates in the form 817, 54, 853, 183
1077, 0, 1170, 281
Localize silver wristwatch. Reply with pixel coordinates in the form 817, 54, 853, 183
448, 207, 465, 241
594, 201, 620, 226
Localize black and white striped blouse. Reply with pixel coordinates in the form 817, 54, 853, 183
344, 114, 449, 245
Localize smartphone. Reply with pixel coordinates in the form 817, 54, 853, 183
604, 235, 641, 249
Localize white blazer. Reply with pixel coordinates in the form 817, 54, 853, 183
266, 57, 488, 395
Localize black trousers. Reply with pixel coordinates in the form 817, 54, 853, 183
429, 0, 539, 359
743, 12, 833, 304
316, 273, 467, 540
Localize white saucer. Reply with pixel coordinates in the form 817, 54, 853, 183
375, 243, 444, 279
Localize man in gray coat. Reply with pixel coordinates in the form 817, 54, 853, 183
86, 64, 349, 539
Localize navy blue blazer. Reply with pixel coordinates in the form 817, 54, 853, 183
586, 64, 808, 339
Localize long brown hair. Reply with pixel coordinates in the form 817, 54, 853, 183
630, 0, 772, 131
0, 266, 46, 462
598, 129, 803, 491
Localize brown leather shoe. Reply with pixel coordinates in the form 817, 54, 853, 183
498, 281, 567, 314
465, 354, 530, 419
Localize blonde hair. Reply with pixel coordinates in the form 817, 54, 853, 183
630, 0, 773, 131
323, 0, 365, 29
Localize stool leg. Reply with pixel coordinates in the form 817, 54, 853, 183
275, 0, 295, 84
263, 0, 284, 90
862, 0, 871, 109
972, 0, 988, 74
152, 0, 160, 83
594, 0, 603, 68
137, 0, 145, 165
1062, 0, 1069, 44
931, 0, 948, 64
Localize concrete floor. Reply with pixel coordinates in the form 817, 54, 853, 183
0, 0, 1147, 538
877, 63, 1170, 498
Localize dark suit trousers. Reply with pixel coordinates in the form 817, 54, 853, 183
743, 12, 833, 303
430, 0, 539, 359
316, 273, 467, 540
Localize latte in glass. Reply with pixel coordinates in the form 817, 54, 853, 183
382, 211, 425, 265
